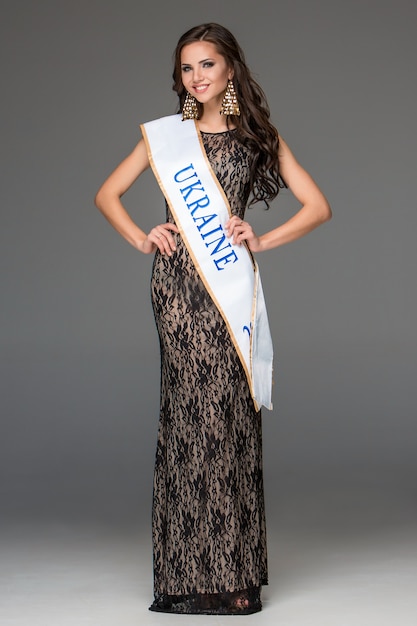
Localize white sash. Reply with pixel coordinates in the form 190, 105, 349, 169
141, 114, 273, 410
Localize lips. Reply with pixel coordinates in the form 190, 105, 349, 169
193, 85, 209, 93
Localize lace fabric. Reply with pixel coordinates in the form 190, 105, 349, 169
149, 130, 267, 614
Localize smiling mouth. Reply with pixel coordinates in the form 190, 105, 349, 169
194, 85, 209, 93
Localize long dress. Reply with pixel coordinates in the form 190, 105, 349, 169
149, 129, 268, 615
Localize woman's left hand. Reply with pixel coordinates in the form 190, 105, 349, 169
225, 216, 263, 252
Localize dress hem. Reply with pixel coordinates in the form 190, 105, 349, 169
149, 584, 264, 615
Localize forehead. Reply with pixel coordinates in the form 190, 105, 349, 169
180, 41, 223, 63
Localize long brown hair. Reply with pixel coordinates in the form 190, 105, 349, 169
172, 23, 285, 207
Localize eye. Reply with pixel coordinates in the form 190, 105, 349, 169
203, 61, 214, 68
181, 65, 192, 72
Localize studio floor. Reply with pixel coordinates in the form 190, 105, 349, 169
1, 486, 416, 626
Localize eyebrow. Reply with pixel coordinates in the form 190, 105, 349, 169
181, 58, 215, 66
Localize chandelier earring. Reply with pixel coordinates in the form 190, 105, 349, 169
182, 92, 199, 120
219, 79, 240, 116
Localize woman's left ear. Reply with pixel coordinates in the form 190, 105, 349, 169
228, 68, 234, 80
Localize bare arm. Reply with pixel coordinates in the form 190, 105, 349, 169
95, 139, 178, 255
226, 137, 332, 251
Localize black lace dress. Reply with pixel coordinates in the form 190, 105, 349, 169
149, 130, 268, 615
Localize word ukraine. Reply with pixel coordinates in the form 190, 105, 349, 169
174, 163, 238, 271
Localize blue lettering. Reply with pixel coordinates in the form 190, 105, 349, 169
214, 250, 239, 271
174, 164, 196, 183
193, 213, 217, 231
187, 195, 210, 214
180, 180, 205, 201
172, 163, 239, 272
205, 234, 231, 256
200, 224, 223, 239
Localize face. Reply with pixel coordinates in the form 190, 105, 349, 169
180, 41, 232, 107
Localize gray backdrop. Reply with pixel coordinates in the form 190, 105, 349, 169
1, 0, 416, 528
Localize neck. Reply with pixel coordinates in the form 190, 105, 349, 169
198, 102, 235, 133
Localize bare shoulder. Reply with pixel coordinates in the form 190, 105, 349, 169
277, 135, 310, 184
277, 135, 331, 218
278, 136, 298, 163
121, 137, 151, 177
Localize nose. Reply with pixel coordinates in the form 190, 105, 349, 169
193, 67, 203, 83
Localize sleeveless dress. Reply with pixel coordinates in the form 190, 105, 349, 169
149, 130, 268, 615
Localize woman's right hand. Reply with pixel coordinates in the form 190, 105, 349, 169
139, 223, 180, 256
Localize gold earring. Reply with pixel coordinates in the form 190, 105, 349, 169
182, 92, 199, 120
219, 79, 240, 116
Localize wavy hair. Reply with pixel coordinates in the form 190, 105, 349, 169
172, 23, 286, 207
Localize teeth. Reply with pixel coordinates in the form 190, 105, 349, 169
195, 86, 208, 91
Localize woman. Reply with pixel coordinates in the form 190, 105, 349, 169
95, 23, 331, 615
